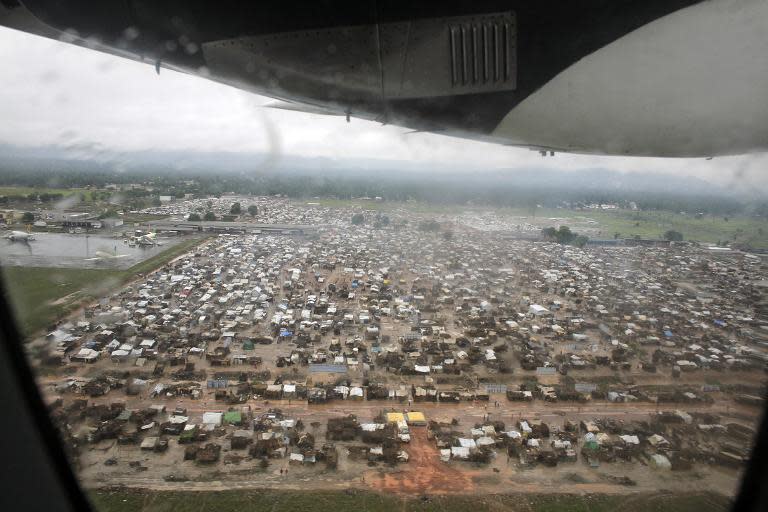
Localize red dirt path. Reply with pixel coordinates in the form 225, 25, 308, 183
364, 428, 476, 495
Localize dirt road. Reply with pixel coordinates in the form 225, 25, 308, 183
84, 393, 758, 426
365, 428, 475, 495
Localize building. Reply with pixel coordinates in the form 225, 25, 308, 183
40, 210, 102, 229
529, 304, 551, 316
101, 217, 125, 229
0, 209, 21, 224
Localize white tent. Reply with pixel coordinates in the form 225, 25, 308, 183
202, 412, 223, 425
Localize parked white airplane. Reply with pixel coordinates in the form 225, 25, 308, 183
3, 230, 35, 242
137, 232, 162, 246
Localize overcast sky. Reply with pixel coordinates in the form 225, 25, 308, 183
0, 26, 766, 194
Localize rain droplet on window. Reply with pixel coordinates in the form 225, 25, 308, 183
59, 28, 79, 43
123, 26, 140, 41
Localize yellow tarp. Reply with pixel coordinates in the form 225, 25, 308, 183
406, 411, 426, 424
386, 412, 405, 424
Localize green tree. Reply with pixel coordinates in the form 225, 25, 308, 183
247, 205, 258, 216
442, 231, 453, 241
543, 225, 583, 245
351, 213, 365, 225
573, 235, 589, 248
373, 213, 390, 229
663, 229, 683, 241
560, 226, 574, 242
203, 211, 217, 221
230, 202, 242, 215
21, 211, 34, 223
188, 213, 202, 221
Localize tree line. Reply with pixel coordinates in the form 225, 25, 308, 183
0, 165, 761, 217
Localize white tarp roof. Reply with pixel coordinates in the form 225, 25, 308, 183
458, 438, 476, 448
451, 446, 470, 459
202, 412, 223, 425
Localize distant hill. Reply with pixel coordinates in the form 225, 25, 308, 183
0, 143, 737, 199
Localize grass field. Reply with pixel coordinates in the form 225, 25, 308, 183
0, 186, 98, 202
1, 237, 206, 336
1, 266, 123, 335
486, 206, 767, 247
574, 209, 768, 248
88, 489, 730, 512
310, 199, 768, 248
486, 208, 765, 248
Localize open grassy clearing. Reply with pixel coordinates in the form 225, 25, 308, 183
578, 209, 768, 248
1, 237, 206, 336
494, 207, 767, 246
1, 266, 123, 335
491, 207, 767, 247
89, 489, 730, 512
303, 200, 767, 247
0, 186, 99, 202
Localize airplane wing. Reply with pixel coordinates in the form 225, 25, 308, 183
1, 0, 767, 157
